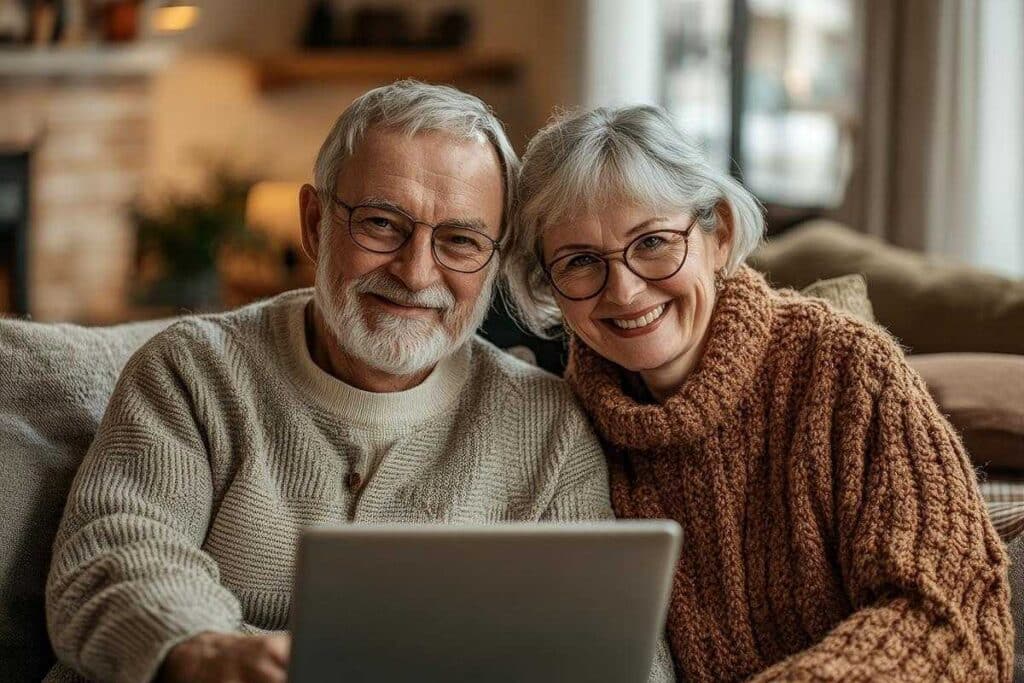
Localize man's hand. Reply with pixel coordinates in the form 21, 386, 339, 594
159, 631, 291, 683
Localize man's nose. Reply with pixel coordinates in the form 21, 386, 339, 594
388, 225, 443, 291
602, 259, 646, 307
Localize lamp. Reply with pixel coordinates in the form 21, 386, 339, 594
152, 1, 199, 33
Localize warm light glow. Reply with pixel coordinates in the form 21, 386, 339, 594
245, 182, 304, 244
152, 5, 199, 33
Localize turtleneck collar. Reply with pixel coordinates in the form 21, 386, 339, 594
565, 265, 775, 451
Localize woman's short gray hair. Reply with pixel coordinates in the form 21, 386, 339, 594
313, 79, 519, 235
504, 104, 765, 338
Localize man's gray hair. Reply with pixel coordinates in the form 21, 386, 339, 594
505, 104, 766, 338
313, 79, 519, 235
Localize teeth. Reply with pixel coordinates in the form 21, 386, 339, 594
611, 304, 666, 330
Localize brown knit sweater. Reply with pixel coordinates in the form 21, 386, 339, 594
566, 266, 1012, 682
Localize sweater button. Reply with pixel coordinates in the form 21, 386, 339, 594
345, 472, 362, 492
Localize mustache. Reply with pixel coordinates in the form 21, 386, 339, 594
352, 270, 457, 310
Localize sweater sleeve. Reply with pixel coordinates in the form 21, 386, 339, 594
751, 343, 1013, 682
45, 331, 244, 683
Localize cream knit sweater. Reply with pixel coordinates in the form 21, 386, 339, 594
44, 290, 673, 683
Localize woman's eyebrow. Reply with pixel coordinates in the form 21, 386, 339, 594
551, 242, 600, 258
625, 216, 671, 236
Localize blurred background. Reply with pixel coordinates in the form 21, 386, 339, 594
0, 0, 1021, 326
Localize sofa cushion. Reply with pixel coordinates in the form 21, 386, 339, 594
0, 318, 171, 682
799, 273, 876, 323
907, 353, 1024, 471
987, 502, 1024, 543
749, 220, 1024, 355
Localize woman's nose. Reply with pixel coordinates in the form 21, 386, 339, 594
602, 259, 646, 307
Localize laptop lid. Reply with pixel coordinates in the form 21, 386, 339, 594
289, 521, 681, 683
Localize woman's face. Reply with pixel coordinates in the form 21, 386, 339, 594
541, 202, 732, 377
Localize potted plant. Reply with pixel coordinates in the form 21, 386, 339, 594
132, 164, 262, 311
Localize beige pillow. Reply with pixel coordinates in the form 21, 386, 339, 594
908, 353, 1024, 471
799, 273, 876, 323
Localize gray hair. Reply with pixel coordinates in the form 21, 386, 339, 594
313, 79, 519, 236
504, 104, 765, 338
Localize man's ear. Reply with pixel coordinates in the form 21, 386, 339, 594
299, 183, 323, 263
712, 201, 735, 271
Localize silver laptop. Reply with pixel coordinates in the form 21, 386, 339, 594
288, 521, 681, 683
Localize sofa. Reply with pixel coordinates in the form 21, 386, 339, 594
1, 319, 173, 681
2, 221, 1023, 681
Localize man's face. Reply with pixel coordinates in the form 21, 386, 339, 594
301, 127, 504, 376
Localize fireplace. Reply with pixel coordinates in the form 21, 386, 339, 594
0, 149, 29, 316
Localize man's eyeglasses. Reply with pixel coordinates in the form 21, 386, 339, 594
331, 197, 500, 274
543, 218, 697, 301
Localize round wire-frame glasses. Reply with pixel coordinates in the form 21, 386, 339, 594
332, 197, 501, 274
543, 217, 698, 301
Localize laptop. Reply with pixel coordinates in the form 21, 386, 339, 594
288, 521, 681, 683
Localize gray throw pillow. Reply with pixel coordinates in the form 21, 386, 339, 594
1005, 533, 1024, 681
0, 318, 171, 682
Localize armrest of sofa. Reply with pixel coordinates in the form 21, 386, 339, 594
748, 220, 1024, 355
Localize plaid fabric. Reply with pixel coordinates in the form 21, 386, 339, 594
981, 479, 1024, 505
980, 479, 1024, 542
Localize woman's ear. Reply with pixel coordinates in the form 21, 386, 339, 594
299, 184, 323, 263
712, 201, 735, 271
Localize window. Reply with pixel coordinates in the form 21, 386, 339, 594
662, 0, 860, 208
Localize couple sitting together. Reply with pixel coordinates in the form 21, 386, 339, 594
46, 81, 1011, 683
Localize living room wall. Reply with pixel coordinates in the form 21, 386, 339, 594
144, 0, 585, 200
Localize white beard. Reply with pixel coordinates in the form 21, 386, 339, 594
315, 258, 496, 377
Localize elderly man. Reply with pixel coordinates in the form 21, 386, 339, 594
44, 81, 674, 683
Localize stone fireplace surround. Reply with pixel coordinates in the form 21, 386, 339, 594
0, 148, 29, 316
0, 47, 168, 323
0, 39, 533, 323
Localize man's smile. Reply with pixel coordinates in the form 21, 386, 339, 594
364, 292, 441, 319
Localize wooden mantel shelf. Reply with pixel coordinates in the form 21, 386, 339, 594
253, 50, 523, 91
0, 44, 175, 80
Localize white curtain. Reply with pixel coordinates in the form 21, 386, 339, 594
928, 0, 1024, 276
582, 0, 662, 108
842, 0, 1024, 276
972, 0, 1024, 276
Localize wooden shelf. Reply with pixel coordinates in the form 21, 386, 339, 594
253, 50, 523, 91
0, 44, 175, 80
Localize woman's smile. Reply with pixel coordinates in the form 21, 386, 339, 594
599, 301, 672, 337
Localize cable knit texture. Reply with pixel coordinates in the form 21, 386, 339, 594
44, 289, 677, 683
566, 265, 1013, 682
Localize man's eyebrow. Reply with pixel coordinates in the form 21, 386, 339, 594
358, 197, 490, 234
550, 216, 671, 258
359, 197, 410, 214
437, 217, 490, 233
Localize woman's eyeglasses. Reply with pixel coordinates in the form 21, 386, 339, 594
543, 218, 697, 301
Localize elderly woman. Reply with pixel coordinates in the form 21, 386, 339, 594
505, 105, 1012, 682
